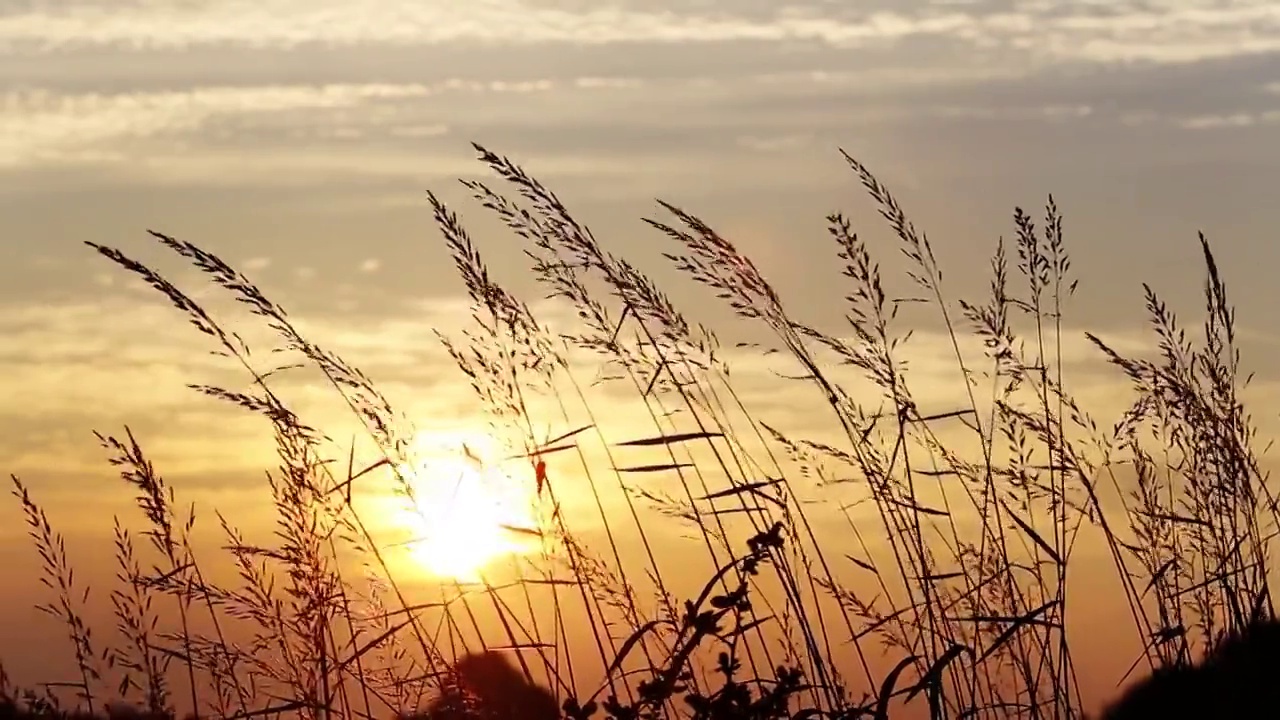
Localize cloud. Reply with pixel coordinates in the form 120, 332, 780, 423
1, 0, 1276, 67
0, 83, 436, 168
1118, 108, 1280, 129
930, 103, 1094, 121
736, 133, 814, 152
1179, 110, 1280, 128
0, 2, 978, 51
7, 265, 1280, 573
0, 76, 647, 169
0, 71, 1116, 188
390, 124, 451, 138
0, 281, 1178, 471
0, 77, 708, 180
0, 291, 478, 479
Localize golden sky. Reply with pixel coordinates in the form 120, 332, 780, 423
3, 0, 1280, 715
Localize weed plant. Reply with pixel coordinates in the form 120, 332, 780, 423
4, 145, 1275, 719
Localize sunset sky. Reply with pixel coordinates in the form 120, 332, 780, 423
3, 0, 1280, 712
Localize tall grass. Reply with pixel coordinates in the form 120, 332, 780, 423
4, 144, 1276, 720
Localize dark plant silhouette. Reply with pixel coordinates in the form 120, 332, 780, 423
1097, 618, 1280, 719
410, 651, 559, 720
5, 142, 1277, 720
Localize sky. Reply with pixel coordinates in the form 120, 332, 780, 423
2, 0, 1280, 714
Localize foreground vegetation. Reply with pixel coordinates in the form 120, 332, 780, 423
4, 144, 1275, 719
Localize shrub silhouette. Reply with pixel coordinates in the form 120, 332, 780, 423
0, 699, 181, 720
1098, 619, 1280, 719
410, 651, 559, 720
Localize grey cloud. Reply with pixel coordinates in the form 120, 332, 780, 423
923, 53, 1280, 117
3, 0, 1277, 67
0, 41, 939, 94
2, 1, 1279, 397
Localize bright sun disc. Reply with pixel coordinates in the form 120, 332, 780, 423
397, 433, 539, 583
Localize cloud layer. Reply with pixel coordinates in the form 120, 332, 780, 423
2, 0, 1278, 66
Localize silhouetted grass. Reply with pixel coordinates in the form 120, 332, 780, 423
4, 144, 1277, 719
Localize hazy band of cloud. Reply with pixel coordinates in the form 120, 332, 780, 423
7, 70, 1255, 180
0, 285, 1219, 479
0, 83, 437, 167
1, 0, 1278, 65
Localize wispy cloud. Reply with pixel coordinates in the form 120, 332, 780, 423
1179, 110, 1280, 128
1119, 107, 1280, 129
2, 0, 1277, 66
0, 84, 436, 167
736, 133, 813, 152
0, 283, 1171, 476
0, 74, 1127, 184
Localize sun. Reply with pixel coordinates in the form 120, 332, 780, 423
395, 432, 540, 583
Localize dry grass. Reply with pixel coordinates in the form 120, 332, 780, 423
3, 143, 1276, 720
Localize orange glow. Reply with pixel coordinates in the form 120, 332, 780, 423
396, 432, 540, 583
